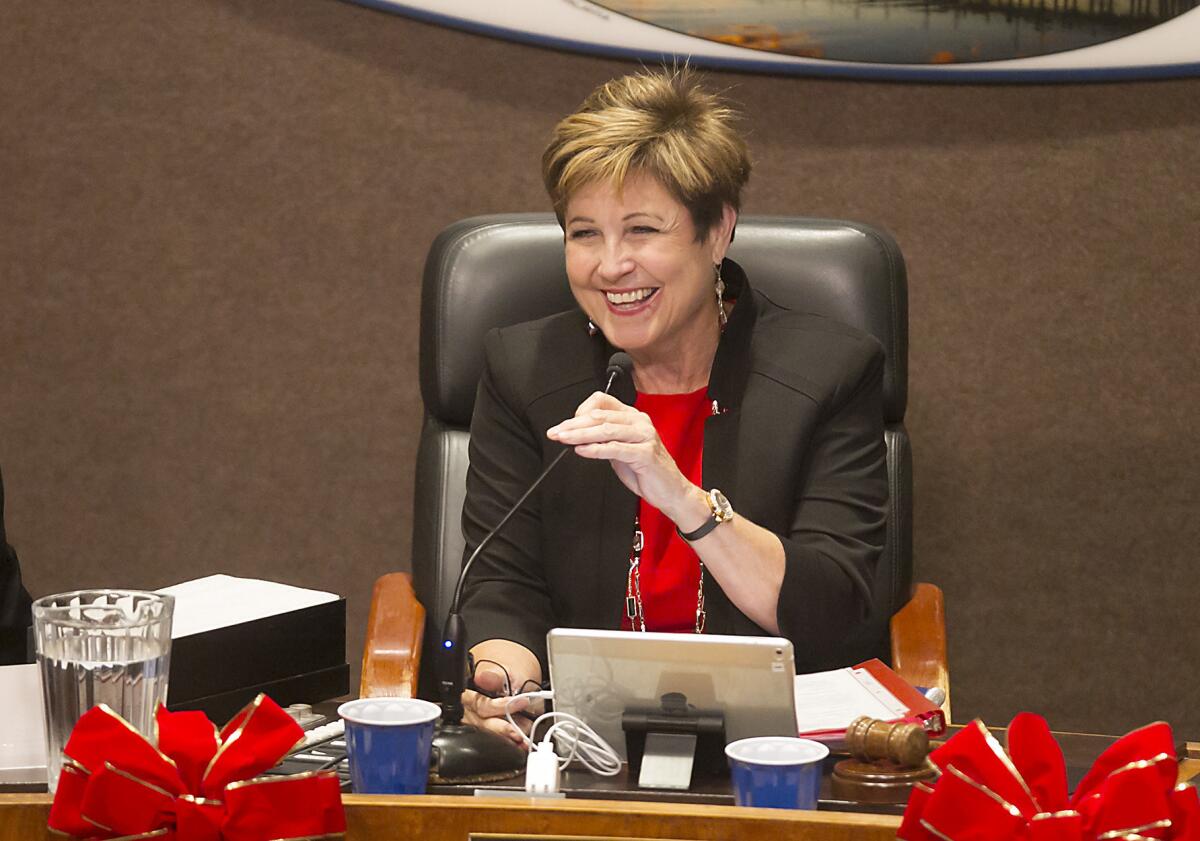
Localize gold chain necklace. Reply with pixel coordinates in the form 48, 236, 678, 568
625, 515, 707, 634
623, 399, 720, 635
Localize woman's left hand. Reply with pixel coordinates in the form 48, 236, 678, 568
547, 392, 701, 523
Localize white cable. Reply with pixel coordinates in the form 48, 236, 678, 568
501, 691, 622, 777
503, 690, 553, 750
541, 713, 622, 776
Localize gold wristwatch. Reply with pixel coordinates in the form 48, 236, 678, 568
677, 488, 734, 542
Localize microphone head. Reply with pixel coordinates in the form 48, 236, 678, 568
605, 352, 637, 404
606, 351, 633, 380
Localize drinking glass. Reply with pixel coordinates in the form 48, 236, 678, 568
32, 590, 174, 792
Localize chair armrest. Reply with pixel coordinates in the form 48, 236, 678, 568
360, 572, 425, 699
890, 582, 951, 722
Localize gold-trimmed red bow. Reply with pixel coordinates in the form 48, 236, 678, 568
48, 695, 345, 841
900, 714, 1200, 841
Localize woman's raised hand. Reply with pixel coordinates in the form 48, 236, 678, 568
547, 391, 704, 527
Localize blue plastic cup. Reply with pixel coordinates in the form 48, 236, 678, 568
725, 736, 830, 809
338, 697, 442, 794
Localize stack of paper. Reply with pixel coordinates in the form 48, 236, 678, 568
0, 664, 47, 785
157, 574, 339, 638
794, 658, 946, 744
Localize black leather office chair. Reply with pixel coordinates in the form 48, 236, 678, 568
362, 214, 948, 714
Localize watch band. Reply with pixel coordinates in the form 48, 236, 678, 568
677, 514, 721, 543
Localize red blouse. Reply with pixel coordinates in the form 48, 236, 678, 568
621, 385, 711, 633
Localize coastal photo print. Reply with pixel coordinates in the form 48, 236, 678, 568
594, 0, 1197, 65
349, 0, 1200, 80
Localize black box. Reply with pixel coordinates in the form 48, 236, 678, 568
166, 598, 349, 723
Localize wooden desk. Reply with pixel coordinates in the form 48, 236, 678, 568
425, 727, 1135, 813
429, 761, 903, 814
0, 793, 901, 841
5, 731, 1193, 841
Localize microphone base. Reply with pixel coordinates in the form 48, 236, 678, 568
429, 722, 526, 785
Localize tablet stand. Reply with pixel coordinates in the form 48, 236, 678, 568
621, 692, 726, 790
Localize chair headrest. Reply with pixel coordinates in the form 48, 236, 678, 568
421, 214, 907, 426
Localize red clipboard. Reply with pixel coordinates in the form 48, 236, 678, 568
796, 658, 947, 742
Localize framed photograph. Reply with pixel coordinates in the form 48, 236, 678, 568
348, 0, 1200, 81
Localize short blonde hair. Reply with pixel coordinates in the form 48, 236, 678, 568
542, 68, 751, 240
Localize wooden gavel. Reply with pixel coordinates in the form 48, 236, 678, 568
843, 715, 931, 768
831, 716, 937, 804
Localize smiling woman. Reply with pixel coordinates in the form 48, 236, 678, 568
457, 68, 889, 746
561, 174, 733, 389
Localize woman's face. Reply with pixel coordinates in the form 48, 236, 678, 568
563, 172, 733, 362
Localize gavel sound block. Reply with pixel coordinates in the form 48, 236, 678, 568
830, 716, 938, 804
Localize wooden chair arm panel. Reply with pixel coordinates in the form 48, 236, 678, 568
360, 572, 425, 699
890, 582, 951, 722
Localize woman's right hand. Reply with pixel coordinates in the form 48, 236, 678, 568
461, 662, 532, 747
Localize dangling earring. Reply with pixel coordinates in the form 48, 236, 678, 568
714, 263, 728, 330
587, 319, 599, 337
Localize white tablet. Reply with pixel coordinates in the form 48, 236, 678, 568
546, 628, 797, 761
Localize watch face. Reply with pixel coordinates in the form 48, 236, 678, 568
711, 489, 733, 522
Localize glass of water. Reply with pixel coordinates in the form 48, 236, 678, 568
32, 590, 174, 792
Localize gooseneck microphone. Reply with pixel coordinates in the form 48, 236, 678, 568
436, 352, 634, 724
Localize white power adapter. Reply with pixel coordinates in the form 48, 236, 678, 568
524, 742, 561, 794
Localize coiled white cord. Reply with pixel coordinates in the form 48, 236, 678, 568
503, 691, 622, 777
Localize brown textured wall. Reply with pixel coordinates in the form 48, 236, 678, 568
2, 0, 1198, 737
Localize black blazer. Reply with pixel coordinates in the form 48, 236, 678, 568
0, 466, 32, 665
459, 262, 889, 675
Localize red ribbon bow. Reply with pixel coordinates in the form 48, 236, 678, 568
900, 714, 1200, 841
48, 695, 346, 841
